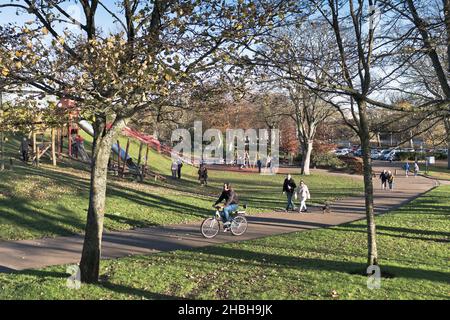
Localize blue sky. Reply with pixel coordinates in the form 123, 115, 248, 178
0, 0, 123, 34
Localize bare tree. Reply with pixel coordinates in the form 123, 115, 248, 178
240, 21, 337, 175
288, 85, 334, 174
379, 0, 450, 167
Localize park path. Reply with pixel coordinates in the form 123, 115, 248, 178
0, 162, 437, 272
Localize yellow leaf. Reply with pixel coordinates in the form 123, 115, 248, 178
164, 73, 173, 81
1, 68, 9, 76
42, 27, 49, 35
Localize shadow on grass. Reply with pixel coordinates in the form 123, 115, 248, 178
0, 159, 212, 237
1, 267, 69, 278
333, 224, 450, 243
0, 266, 182, 299
190, 245, 450, 284
0, 198, 87, 238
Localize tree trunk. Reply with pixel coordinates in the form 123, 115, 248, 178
445, 117, 450, 169
448, 136, 450, 170
32, 132, 37, 166
0, 131, 4, 171
301, 141, 313, 175
51, 128, 57, 166
448, 143, 450, 170
79, 118, 126, 283
376, 132, 381, 148
299, 144, 305, 171
358, 100, 378, 266
409, 130, 414, 149
0, 94, 3, 171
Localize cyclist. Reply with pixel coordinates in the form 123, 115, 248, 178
213, 182, 239, 230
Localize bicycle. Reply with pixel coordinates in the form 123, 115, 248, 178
200, 204, 248, 238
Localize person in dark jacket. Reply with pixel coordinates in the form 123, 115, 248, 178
198, 164, 208, 186
213, 182, 239, 228
20, 137, 29, 162
256, 159, 262, 173
177, 159, 183, 179
379, 170, 388, 190
282, 174, 297, 211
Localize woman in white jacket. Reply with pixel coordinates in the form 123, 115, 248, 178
296, 180, 311, 213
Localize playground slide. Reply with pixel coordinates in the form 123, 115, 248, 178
78, 120, 140, 174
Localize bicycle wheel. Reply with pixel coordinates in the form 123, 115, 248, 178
230, 215, 248, 236
201, 218, 220, 238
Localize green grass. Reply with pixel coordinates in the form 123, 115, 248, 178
424, 164, 450, 181
0, 133, 363, 240
0, 185, 448, 300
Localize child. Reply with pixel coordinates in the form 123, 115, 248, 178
297, 180, 311, 213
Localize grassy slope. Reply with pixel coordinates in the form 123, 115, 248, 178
424, 164, 450, 181
0, 185, 448, 300
0, 134, 363, 240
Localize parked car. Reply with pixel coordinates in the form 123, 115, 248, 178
385, 149, 402, 161
334, 148, 350, 156
370, 149, 382, 160
379, 149, 391, 160
353, 148, 362, 157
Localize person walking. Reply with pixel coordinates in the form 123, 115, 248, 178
243, 151, 249, 168
74, 134, 84, 159
177, 159, 183, 179
404, 161, 410, 177
282, 174, 297, 212
379, 170, 388, 190
387, 170, 394, 190
266, 155, 272, 173
256, 158, 262, 173
198, 164, 208, 186
20, 137, 29, 163
414, 161, 420, 177
171, 161, 178, 178
297, 180, 310, 213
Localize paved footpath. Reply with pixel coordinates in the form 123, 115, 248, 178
0, 163, 437, 272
